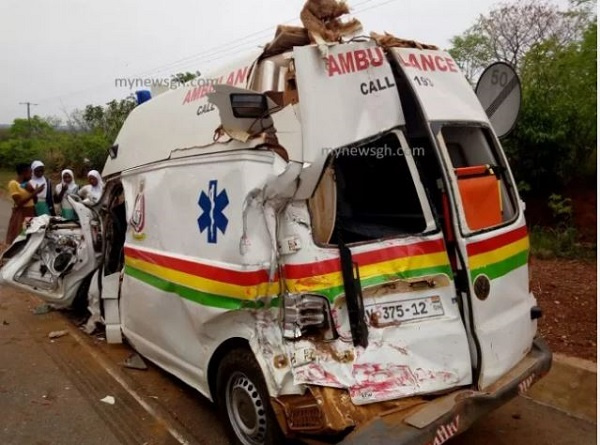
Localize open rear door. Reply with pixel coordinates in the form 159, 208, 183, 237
390, 48, 537, 388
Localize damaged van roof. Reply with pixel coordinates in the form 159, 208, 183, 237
102, 49, 264, 177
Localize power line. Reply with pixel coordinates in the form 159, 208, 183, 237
135, 0, 391, 79
132, 0, 378, 79
130, 0, 380, 77
36, 0, 397, 106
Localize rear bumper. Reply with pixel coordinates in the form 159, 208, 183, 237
338, 338, 552, 445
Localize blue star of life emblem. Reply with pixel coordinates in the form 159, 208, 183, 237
197, 180, 229, 244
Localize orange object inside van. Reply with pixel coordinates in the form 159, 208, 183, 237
455, 165, 502, 230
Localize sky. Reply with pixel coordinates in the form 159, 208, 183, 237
0, 0, 565, 124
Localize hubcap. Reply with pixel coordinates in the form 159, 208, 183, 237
226, 371, 267, 445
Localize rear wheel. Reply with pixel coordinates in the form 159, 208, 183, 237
216, 348, 284, 445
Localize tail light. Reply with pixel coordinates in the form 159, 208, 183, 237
282, 294, 336, 340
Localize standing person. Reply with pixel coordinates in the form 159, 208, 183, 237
6, 163, 45, 244
29, 160, 55, 216
54, 169, 79, 220
79, 170, 104, 205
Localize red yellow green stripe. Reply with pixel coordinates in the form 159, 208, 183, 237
124, 265, 272, 309
124, 246, 279, 309
284, 239, 452, 301
123, 239, 453, 309
467, 226, 529, 281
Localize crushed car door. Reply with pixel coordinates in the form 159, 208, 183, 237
0, 197, 101, 307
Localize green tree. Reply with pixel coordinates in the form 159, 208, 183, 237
0, 116, 60, 167
448, 32, 493, 84
171, 71, 200, 85
448, 0, 592, 77
504, 19, 597, 193
73, 96, 137, 143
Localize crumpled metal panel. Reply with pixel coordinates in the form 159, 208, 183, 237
279, 203, 472, 405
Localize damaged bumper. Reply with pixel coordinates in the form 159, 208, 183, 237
273, 338, 552, 444
337, 338, 552, 444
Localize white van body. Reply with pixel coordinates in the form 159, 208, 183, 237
0, 39, 551, 444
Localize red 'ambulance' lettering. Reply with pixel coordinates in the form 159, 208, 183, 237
328, 47, 384, 77
182, 66, 250, 105
398, 53, 458, 73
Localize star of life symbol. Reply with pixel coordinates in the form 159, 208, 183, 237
197, 180, 229, 244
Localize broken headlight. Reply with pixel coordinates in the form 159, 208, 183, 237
282, 293, 336, 341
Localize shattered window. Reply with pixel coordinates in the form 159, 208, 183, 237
310, 133, 427, 245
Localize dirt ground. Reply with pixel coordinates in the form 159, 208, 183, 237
531, 257, 597, 362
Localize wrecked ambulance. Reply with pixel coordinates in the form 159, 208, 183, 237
0, 32, 552, 445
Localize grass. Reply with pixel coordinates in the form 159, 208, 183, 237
530, 225, 596, 260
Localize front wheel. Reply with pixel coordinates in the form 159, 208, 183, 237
216, 348, 284, 445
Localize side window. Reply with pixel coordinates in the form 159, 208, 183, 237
309, 133, 428, 245
441, 126, 517, 231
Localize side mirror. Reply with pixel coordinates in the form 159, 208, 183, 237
475, 62, 521, 138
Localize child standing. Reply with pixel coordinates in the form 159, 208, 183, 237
54, 169, 79, 220
29, 160, 55, 216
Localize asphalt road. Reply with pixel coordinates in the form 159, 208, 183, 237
0, 197, 596, 445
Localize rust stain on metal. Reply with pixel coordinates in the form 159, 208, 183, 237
274, 354, 289, 369
271, 386, 428, 436
362, 274, 450, 300
313, 340, 355, 363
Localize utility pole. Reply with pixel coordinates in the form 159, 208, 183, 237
19, 101, 38, 123
19, 101, 38, 137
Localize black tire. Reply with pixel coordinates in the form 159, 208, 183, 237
216, 348, 285, 445
71, 273, 95, 316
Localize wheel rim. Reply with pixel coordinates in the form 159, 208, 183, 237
225, 371, 268, 445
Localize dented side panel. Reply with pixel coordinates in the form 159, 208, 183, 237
118, 150, 298, 399
279, 202, 472, 405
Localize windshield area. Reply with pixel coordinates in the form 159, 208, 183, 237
310, 132, 429, 245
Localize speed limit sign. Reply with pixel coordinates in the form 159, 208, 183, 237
475, 62, 521, 138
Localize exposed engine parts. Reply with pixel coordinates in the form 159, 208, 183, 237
41, 232, 80, 275
14, 228, 83, 291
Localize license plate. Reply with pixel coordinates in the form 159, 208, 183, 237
365, 295, 444, 326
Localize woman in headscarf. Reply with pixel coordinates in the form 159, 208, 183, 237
6, 163, 45, 244
79, 170, 104, 205
54, 169, 79, 220
29, 160, 55, 216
